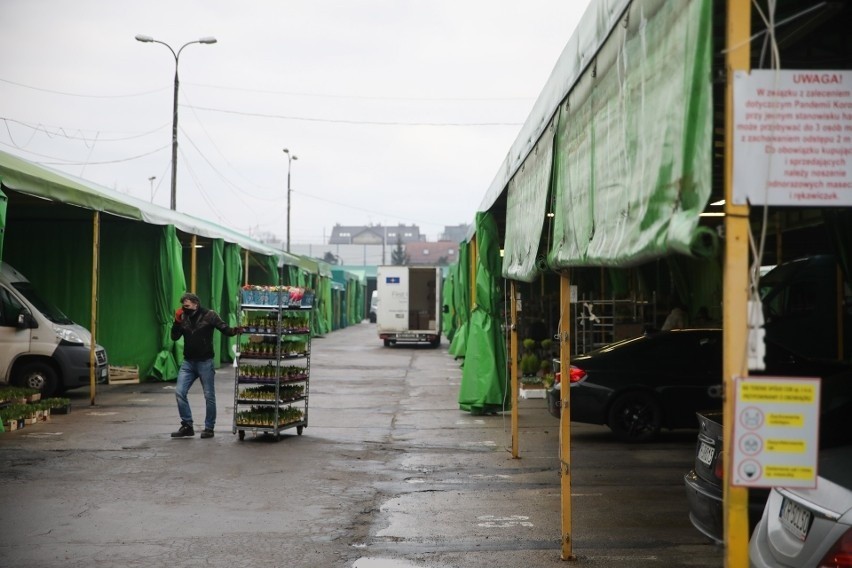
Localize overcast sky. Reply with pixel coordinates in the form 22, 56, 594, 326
1, 0, 590, 243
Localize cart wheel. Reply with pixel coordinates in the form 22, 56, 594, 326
297, 426, 304, 435
238, 430, 245, 440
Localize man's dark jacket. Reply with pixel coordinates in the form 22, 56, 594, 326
171, 307, 236, 361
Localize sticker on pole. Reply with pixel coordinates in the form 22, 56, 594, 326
732, 69, 852, 207
732, 376, 820, 488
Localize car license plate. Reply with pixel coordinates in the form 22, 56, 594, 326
779, 497, 812, 541
697, 442, 715, 466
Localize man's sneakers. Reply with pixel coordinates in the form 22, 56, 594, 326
200, 429, 214, 439
171, 423, 195, 438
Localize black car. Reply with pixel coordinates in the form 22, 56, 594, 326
546, 328, 850, 442
546, 329, 723, 441
683, 411, 769, 543
685, 370, 852, 543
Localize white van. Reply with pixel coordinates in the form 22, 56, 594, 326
0, 262, 108, 396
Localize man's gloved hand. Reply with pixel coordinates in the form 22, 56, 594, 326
174, 308, 184, 324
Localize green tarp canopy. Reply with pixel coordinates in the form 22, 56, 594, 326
458, 212, 508, 414
499, 0, 712, 280
0, 150, 315, 381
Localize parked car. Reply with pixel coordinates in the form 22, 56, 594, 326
684, 369, 852, 544
546, 329, 724, 441
545, 329, 850, 442
684, 410, 768, 544
749, 444, 852, 567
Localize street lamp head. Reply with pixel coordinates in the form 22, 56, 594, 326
283, 148, 290, 154
198, 37, 217, 44
135, 34, 154, 43
292, 155, 298, 161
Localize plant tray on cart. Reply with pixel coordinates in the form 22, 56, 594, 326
236, 418, 303, 429
237, 374, 307, 384
237, 396, 304, 404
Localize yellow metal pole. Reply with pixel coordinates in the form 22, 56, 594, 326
510, 280, 519, 458
190, 235, 198, 293
724, 0, 751, 565
89, 211, 100, 406
559, 272, 573, 560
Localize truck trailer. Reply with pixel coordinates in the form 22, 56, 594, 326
376, 266, 442, 347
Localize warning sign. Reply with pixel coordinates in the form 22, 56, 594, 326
732, 377, 820, 488
733, 69, 852, 207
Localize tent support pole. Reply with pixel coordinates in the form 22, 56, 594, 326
244, 249, 249, 286
190, 235, 197, 292
559, 272, 573, 560
723, 0, 751, 565
510, 280, 519, 458
89, 211, 100, 406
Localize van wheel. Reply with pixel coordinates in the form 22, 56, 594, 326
15, 362, 59, 398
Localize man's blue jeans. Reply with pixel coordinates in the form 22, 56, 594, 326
176, 359, 216, 430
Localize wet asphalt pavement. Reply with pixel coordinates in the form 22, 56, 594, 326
0, 322, 723, 567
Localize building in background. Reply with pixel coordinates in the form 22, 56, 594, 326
282, 224, 469, 267
404, 241, 458, 266
329, 223, 424, 245
439, 224, 469, 243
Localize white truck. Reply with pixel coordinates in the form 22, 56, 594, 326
376, 266, 442, 348
0, 262, 109, 396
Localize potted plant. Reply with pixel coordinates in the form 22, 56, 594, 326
520, 339, 540, 378
46, 397, 72, 415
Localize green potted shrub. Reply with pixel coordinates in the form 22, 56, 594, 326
520, 339, 540, 377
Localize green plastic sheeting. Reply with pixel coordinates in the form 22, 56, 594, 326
210, 239, 225, 366
151, 226, 187, 381
502, 123, 555, 282
441, 269, 456, 342
315, 277, 332, 336
222, 244, 242, 361
448, 242, 471, 358
547, 0, 712, 268
458, 212, 508, 414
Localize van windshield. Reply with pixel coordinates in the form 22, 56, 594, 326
11, 282, 74, 324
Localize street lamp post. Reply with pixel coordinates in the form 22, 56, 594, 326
148, 176, 156, 202
283, 148, 298, 253
135, 34, 217, 211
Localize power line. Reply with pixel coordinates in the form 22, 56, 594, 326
2, 117, 170, 143
15, 143, 171, 165
180, 90, 279, 196
185, 82, 535, 102
0, 77, 168, 98
184, 104, 523, 127
1, 75, 533, 103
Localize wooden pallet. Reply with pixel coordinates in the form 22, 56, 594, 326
108, 365, 140, 385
